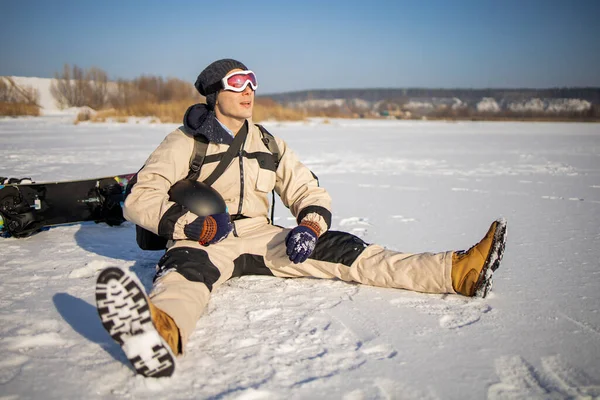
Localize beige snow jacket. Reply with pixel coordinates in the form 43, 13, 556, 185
124, 105, 331, 241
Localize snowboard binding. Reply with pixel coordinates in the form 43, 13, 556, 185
0, 184, 44, 238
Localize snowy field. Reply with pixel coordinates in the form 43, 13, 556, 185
1, 115, 599, 399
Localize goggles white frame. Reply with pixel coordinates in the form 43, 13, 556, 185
221, 70, 258, 92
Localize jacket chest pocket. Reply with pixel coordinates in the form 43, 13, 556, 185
255, 166, 276, 193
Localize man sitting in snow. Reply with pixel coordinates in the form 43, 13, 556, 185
95, 59, 507, 378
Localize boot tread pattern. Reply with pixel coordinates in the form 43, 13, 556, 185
474, 218, 508, 298
95, 267, 175, 378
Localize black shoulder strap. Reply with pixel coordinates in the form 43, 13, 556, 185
256, 124, 281, 169
186, 124, 277, 184
126, 132, 208, 199
255, 124, 281, 225
203, 122, 249, 186
186, 134, 209, 181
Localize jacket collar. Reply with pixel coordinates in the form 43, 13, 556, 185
182, 103, 236, 145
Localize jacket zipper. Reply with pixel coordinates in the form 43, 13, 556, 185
232, 136, 247, 238
237, 148, 244, 216
236, 137, 247, 216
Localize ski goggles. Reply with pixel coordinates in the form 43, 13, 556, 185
221, 70, 258, 92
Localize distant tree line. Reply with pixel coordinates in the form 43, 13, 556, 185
45, 64, 303, 122
50, 64, 203, 114
2, 65, 599, 121
268, 88, 600, 105
267, 88, 600, 121
17, 64, 302, 122
417, 104, 600, 122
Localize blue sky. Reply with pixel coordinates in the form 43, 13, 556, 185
1, 0, 599, 94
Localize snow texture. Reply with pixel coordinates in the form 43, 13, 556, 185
1, 111, 600, 399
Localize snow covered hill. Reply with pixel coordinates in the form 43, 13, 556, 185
8, 76, 63, 115
1, 116, 600, 399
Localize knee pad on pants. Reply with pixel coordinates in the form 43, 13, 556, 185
310, 230, 369, 266
156, 247, 221, 291
232, 254, 274, 278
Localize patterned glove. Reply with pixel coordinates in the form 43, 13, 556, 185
184, 213, 233, 245
285, 221, 321, 264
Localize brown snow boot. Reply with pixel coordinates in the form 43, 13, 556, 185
451, 218, 507, 297
148, 301, 181, 355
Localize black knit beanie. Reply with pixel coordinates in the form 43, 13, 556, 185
194, 59, 248, 110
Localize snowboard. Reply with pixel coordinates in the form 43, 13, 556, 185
0, 173, 135, 238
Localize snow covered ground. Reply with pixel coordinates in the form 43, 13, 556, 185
1, 115, 599, 399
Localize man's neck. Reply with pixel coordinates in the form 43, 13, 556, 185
215, 113, 245, 135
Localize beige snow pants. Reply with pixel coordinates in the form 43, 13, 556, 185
149, 216, 456, 348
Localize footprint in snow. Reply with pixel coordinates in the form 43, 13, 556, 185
358, 343, 398, 360
488, 354, 600, 399
390, 294, 492, 329
187, 278, 366, 391
68, 259, 113, 279
0, 354, 30, 385
326, 302, 398, 361
3, 332, 73, 351
344, 378, 440, 400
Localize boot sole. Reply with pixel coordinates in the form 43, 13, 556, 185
95, 267, 175, 378
473, 218, 508, 298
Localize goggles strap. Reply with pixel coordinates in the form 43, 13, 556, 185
203, 81, 223, 95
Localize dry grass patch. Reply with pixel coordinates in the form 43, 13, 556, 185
253, 97, 305, 122
0, 102, 40, 116
0, 77, 40, 116
77, 98, 306, 124
77, 100, 192, 123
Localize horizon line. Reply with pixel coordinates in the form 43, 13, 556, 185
6, 75, 600, 96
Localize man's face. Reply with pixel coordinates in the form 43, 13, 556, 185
215, 68, 255, 121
